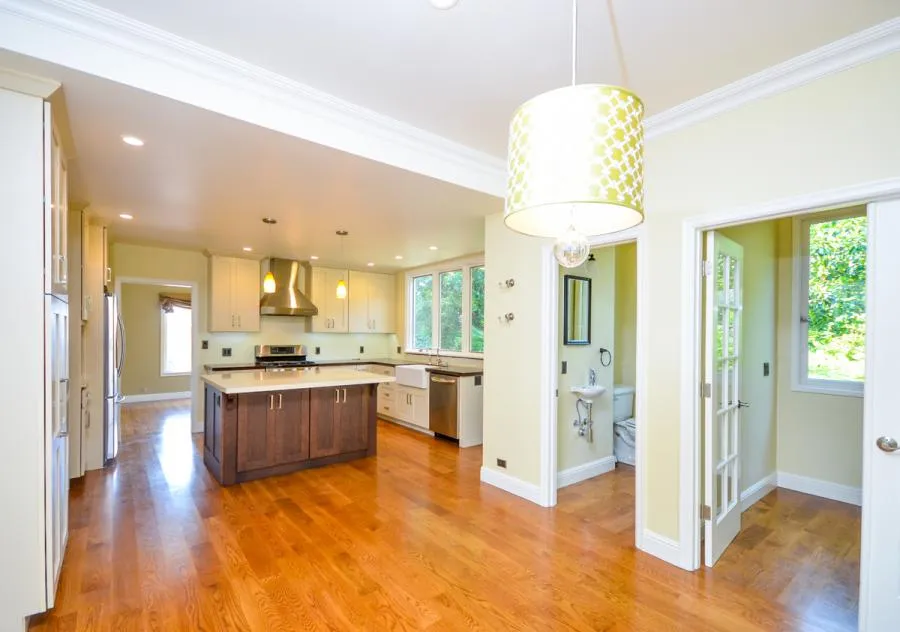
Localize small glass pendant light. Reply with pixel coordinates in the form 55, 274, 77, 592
336, 230, 348, 299
262, 218, 277, 293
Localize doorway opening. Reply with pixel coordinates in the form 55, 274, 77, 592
697, 206, 867, 629
114, 277, 198, 449
555, 240, 638, 532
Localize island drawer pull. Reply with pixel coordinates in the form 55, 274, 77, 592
278, 393, 283, 409
335, 389, 339, 403
269, 394, 274, 410
342, 388, 347, 403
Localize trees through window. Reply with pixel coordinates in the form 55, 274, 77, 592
408, 261, 484, 356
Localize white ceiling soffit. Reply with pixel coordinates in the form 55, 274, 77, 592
0, 0, 506, 197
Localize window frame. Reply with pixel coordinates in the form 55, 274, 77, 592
160, 304, 192, 377
792, 209, 866, 398
405, 256, 485, 359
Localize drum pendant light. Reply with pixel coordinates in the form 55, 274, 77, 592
262, 218, 277, 293
335, 230, 348, 299
504, 0, 644, 267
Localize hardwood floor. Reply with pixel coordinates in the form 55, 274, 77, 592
31, 400, 860, 631
120, 399, 192, 443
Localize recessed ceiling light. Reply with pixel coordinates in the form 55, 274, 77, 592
242, 246, 253, 252
367, 262, 375, 267
121, 135, 144, 147
394, 255, 403, 260
428, 245, 438, 251
310, 255, 319, 260
119, 213, 133, 220
429, 0, 459, 9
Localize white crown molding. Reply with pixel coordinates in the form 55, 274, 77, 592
645, 17, 900, 139
0, 0, 506, 196
0, 66, 59, 97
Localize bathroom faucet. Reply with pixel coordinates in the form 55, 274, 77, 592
589, 369, 596, 386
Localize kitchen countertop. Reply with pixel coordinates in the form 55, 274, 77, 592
202, 368, 396, 394
204, 357, 483, 376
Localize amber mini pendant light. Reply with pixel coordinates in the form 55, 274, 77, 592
336, 230, 348, 299
262, 218, 277, 294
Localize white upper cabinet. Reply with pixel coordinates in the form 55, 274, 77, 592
310, 267, 349, 333
348, 270, 396, 334
44, 103, 68, 297
208, 256, 261, 332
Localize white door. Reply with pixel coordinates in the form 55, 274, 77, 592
859, 200, 900, 631
46, 296, 69, 607
703, 231, 744, 566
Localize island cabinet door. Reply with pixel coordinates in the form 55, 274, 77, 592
236, 392, 275, 472
309, 387, 340, 459
273, 390, 310, 465
338, 386, 369, 453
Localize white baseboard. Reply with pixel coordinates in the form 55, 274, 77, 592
121, 391, 191, 404
740, 473, 778, 512
640, 530, 684, 568
480, 466, 544, 506
777, 471, 862, 506
557, 455, 617, 489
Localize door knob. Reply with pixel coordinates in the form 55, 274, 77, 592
876, 436, 899, 453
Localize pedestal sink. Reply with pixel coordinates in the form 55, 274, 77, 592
570, 384, 607, 402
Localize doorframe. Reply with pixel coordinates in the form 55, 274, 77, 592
539, 226, 647, 550
680, 177, 900, 572
114, 275, 201, 429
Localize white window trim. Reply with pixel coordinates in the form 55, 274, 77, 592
160, 305, 192, 377
791, 208, 866, 398
404, 256, 485, 359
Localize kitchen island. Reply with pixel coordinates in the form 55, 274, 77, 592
201, 368, 395, 485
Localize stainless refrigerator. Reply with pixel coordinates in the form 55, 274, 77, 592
103, 293, 124, 463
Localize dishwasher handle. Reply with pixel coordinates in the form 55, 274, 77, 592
431, 375, 457, 384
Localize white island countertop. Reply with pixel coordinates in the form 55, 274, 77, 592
201, 368, 396, 394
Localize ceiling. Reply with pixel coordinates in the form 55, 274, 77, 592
0, 51, 500, 271
1, 1, 896, 269
82, 0, 900, 155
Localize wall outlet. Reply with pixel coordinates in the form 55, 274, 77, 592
359, 345, 365, 354
496, 458, 507, 468
561, 361, 567, 375
222, 347, 232, 357
315, 346, 321, 355
201, 340, 209, 350
763, 362, 770, 377
397, 346, 401, 354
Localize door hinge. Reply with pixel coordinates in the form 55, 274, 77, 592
701, 382, 711, 398
701, 260, 713, 278
701, 504, 712, 521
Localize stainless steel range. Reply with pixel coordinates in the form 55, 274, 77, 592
254, 344, 318, 372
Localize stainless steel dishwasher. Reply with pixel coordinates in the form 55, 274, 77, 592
429, 374, 458, 438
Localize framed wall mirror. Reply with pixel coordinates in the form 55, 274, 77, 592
563, 275, 591, 345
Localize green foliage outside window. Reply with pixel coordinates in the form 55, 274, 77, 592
413, 275, 432, 349
806, 216, 866, 382
470, 266, 485, 353
440, 271, 463, 352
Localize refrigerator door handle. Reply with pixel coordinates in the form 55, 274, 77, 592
116, 315, 126, 377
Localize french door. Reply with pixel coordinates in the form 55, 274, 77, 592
703, 231, 744, 566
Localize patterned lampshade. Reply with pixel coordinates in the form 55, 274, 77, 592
505, 84, 645, 237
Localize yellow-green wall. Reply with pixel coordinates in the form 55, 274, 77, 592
614, 243, 637, 387
120, 283, 191, 395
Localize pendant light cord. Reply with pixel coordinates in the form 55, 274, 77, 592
571, 0, 577, 86
606, 0, 630, 87
572, 0, 630, 88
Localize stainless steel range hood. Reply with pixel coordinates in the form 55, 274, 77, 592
259, 258, 319, 317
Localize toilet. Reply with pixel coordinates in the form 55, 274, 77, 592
613, 385, 636, 466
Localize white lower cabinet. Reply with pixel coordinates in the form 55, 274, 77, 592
389, 385, 429, 429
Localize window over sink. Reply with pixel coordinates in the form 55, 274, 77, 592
407, 258, 484, 358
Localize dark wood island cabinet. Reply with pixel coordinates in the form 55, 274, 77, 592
203, 382, 378, 485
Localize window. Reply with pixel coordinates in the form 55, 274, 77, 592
407, 260, 485, 357
795, 210, 866, 395
161, 305, 192, 375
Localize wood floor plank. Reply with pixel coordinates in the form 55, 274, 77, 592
28, 400, 860, 631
